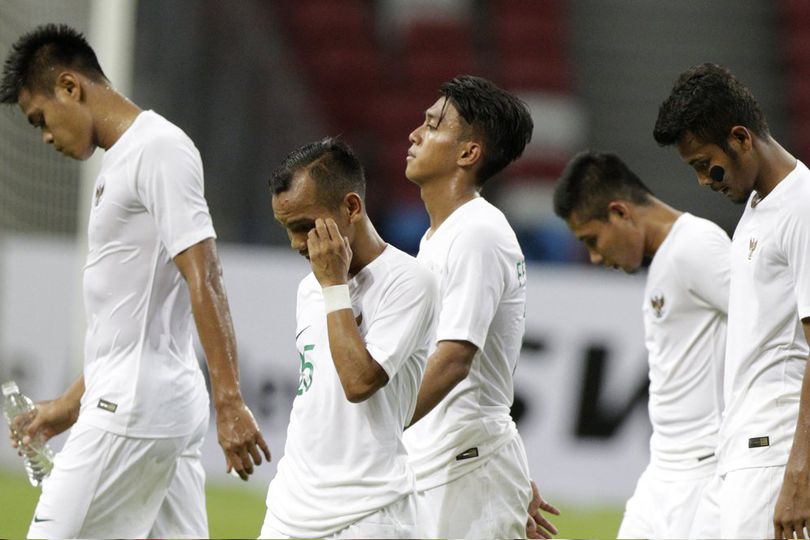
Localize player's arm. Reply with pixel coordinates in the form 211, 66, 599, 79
11, 375, 84, 451
326, 309, 389, 402
407, 340, 477, 426
774, 318, 810, 539
307, 218, 388, 402
174, 238, 270, 480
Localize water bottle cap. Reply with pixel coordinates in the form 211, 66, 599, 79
1, 381, 19, 396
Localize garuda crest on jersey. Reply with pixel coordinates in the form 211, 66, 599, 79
650, 291, 665, 319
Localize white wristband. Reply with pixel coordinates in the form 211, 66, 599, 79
322, 284, 352, 314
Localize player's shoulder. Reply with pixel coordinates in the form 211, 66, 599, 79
297, 272, 320, 302
666, 214, 729, 270
373, 245, 437, 295
378, 245, 434, 280
677, 213, 730, 243
446, 198, 517, 246
135, 111, 196, 154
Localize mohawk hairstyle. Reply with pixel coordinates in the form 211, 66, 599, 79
1, 23, 106, 104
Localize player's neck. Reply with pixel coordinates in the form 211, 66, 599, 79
348, 218, 388, 277
642, 198, 683, 258
753, 137, 797, 199
420, 175, 480, 235
91, 87, 143, 151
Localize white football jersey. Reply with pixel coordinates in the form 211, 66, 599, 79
404, 197, 528, 490
78, 111, 213, 438
718, 160, 810, 475
643, 213, 729, 476
263, 245, 437, 538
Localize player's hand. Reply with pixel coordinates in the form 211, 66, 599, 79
307, 218, 352, 287
215, 398, 271, 481
526, 479, 560, 539
8, 396, 80, 455
774, 466, 810, 539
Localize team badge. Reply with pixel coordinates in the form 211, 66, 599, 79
94, 182, 105, 207
748, 238, 758, 260
650, 290, 665, 319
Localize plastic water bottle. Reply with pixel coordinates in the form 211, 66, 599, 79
2, 381, 54, 486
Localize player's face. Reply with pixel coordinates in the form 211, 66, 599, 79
406, 97, 467, 184
272, 172, 350, 259
18, 85, 95, 161
568, 210, 645, 273
675, 131, 754, 204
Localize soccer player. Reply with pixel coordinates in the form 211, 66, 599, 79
260, 137, 437, 539
654, 62, 809, 539
402, 74, 559, 539
1, 24, 269, 538
553, 150, 729, 539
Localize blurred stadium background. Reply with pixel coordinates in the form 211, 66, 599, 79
0, 0, 805, 537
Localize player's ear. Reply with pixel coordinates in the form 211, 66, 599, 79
457, 141, 482, 168
55, 72, 82, 103
344, 192, 363, 224
729, 125, 753, 152
607, 200, 632, 221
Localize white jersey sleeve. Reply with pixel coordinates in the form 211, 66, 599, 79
779, 208, 810, 319
134, 135, 216, 258
364, 267, 438, 380
679, 225, 730, 315
436, 223, 505, 349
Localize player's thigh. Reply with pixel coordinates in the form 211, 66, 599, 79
616, 467, 657, 539
689, 473, 722, 539
719, 466, 784, 539
149, 413, 209, 539
27, 423, 108, 539
419, 435, 532, 539
330, 492, 417, 539
29, 423, 184, 539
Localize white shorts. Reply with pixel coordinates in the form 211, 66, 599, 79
414, 432, 532, 539
259, 492, 417, 539
691, 465, 783, 539
617, 463, 715, 539
27, 412, 208, 539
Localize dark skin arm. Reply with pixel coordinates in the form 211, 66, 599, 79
407, 340, 477, 427
774, 319, 810, 538
174, 238, 270, 480
307, 218, 388, 402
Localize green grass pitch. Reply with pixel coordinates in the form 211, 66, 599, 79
0, 467, 622, 538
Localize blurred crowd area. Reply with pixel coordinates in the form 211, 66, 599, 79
5, 0, 810, 263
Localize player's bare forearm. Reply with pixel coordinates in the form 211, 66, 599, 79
774, 320, 810, 538
175, 239, 271, 479
408, 340, 477, 427
61, 374, 85, 412
327, 310, 388, 402
175, 239, 241, 406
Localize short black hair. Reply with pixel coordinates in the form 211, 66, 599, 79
553, 151, 653, 222
270, 137, 366, 208
439, 75, 533, 185
653, 63, 769, 149
1, 23, 107, 104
